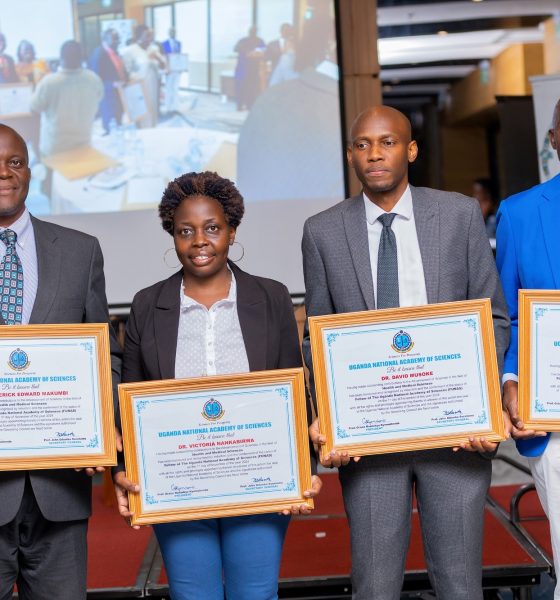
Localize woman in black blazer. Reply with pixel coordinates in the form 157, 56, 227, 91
114, 171, 320, 600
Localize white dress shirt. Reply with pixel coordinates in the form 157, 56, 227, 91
175, 270, 249, 378
364, 186, 428, 308
0, 209, 38, 324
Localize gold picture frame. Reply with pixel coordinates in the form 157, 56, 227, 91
519, 289, 560, 430
309, 299, 505, 459
119, 368, 313, 526
0, 323, 116, 470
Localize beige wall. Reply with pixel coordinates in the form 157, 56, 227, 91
447, 43, 544, 124
440, 126, 489, 196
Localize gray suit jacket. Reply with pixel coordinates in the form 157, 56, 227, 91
0, 216, 122, 525
302, 186, 510, 405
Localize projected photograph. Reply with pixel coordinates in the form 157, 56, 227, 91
0, 0, 344, 215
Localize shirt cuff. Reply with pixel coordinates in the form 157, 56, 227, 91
502, 373, 518, 385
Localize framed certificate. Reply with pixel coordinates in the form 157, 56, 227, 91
117, 80, 149, 123
309, 299, 505, 458
119, 368, 313, 526
168, 53, 189, 72
519, 290, 560, 430
0, 323, 116, 470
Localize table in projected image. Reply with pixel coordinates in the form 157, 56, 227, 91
49, 127, 238, 214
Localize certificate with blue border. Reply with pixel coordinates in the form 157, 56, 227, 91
519, 290, 560, 430
0, 323, 116, 470
118, 368, 312, 525
309, 299, 505, 458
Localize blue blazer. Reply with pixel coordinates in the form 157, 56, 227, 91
162, 39, 181, 54
496, 173, 560, 457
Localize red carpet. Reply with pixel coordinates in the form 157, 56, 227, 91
87, 485, 152, 589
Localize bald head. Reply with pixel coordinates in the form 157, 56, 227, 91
549, 98, 560, 162
350, 106, 412, 145
0, 124, 28, 162
347, 105, 417, 209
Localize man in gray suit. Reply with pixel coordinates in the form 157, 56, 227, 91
0, 123, 122, 599
302, 106, 509, 599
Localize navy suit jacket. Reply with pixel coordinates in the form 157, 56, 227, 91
496, 173, 560, 457
89, 46, 125, 82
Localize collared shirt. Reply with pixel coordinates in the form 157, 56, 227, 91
175, 270, 249, 378
0, 209, 38, 324
364, 186, 428, 308
30, 67, 103, 156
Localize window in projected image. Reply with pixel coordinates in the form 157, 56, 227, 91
0, 0, 344, 216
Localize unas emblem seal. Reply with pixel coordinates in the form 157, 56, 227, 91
391, 331, 413, 353
8, 348, 30, 371
202, 398, 224, 421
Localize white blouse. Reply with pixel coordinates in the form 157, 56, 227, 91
174, 271, 250, 378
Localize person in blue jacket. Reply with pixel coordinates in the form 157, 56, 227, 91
496, 98, 560, 599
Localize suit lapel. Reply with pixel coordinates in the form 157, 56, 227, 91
539, 185, 560, 288
411, 186, 440, 304
342, 195, 375, 309
232, 263, 268, 371
154, 270, 182, 380
29, 217, 61, 324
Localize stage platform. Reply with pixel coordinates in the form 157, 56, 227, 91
82, 474, 552, 599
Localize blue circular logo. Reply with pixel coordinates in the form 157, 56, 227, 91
202, 399, 224, 421
391, 331, 413, 353
8, 348, 29, 371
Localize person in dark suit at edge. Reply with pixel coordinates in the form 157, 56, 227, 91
89, 28, 127, 136
113, 171, 321, 600
302, 106, 510, 599
0, 123, 122, 599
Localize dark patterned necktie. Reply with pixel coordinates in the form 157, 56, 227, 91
376, 213, 399, 309
0, 229, 23, 324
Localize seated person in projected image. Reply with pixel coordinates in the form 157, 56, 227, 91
15, 40, 49, 86
237, 1, 344, 202
113, 171, 321, 600
30, 40, 103, 157
89, 28, 127, 136
0, 33, 18, 84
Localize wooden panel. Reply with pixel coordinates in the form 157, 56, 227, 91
338, 0, 379, 75
543, 17, 560, 75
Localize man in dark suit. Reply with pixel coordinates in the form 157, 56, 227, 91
264, 23, 293, 83
89, 28, 127, 135
0, 123, 122, 599
302, 106, 510, 599
497, 98, 560, 599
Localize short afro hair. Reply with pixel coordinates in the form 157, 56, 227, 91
159, 171, 245, 235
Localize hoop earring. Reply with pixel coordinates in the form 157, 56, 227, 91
229, 240, 244, 262
163, 248, 181, 269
